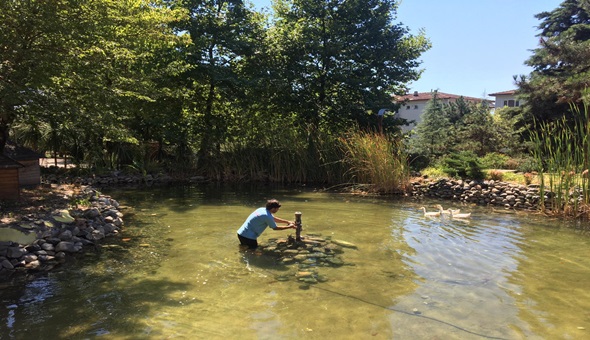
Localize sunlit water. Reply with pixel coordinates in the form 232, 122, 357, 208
1, 184, 589, 339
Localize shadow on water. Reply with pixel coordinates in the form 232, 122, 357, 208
0, 235, 196, 338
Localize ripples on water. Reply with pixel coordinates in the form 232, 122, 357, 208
1, 185, 589, 339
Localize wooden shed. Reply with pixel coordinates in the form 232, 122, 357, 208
4, 141, 42, 186
0, 154, 23, 200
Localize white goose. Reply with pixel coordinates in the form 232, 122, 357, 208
436, 204, 460, 215
448, 209, 471, 219
419, 207, 441, 217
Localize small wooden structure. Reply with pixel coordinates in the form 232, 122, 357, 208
0, 154, 23, 200
294, 211, 302, 242
4, 141, 42, 186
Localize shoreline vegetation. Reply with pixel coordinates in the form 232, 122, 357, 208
1, 164, 589, 282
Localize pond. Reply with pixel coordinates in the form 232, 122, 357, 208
1, 184, 589, 339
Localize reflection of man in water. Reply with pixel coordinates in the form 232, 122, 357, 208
237, 199, 295, 249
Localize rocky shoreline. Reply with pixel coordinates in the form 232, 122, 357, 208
411, 178, 547, 210
0, 172, 560, 281
0, 186, 124, 280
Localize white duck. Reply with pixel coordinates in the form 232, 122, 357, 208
419, 207, 441, 217
448, 209, 471, 219
436, 204, 460, 215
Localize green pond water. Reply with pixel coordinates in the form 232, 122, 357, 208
1, 184, 589, 339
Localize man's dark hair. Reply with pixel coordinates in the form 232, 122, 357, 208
266, 199, 281, 210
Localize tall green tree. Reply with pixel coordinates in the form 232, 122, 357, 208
454, 101, 498, 156
0, 0, 73, 152
516, 0, 590, 125
178, 0, 264, 172
409, 91, 451, 159
3, 0, 185, 167
270, 0, 430, 132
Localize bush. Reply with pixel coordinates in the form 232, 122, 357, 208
487, 169, 504, 181
479, 152, 510, 169
441, 151, 484, 179
516, 156, 541, 173
408, 153, 430, 172
504, 158, 521, 170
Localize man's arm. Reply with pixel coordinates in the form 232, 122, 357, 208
273, 216, 294, 224
274, 224, 296, 230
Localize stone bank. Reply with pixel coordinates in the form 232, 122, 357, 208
0, 187, 123, 278
411, 178, 546, 210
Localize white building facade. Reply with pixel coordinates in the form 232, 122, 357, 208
395, 91, 486, 131
489, 90, 522, 109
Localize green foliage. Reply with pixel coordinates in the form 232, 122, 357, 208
479, 152, 510, 169
515, 156, 541, 173
419, 166, 447, 179
409, 91, 451, 158
528, 92, 590, 217
410, 92, 516, 170
4, 0, 429, 186
441, 151, 484, 180
490, 106, 527, 153
270, 0, 431, 133
453, 101, 501, 156
516, 0, 590, 129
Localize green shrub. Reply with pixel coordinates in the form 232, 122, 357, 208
442, 151, 484, 179
516, 156, 540, 173
420, 166, 447, 179
504, 158, 521, 170
479, 152, 510, 169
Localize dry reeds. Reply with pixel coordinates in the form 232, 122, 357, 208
338, 129, 409, 194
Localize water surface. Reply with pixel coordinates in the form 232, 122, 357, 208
1, 184, 589, 339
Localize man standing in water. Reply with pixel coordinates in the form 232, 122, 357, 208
237, 199, 296, 249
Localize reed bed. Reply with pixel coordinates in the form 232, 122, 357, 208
529, 99, 590, 219
210, 127, 409, 192
214, 125, 346, 183
338, 130, 410, 194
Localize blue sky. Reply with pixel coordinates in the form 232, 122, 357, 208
250, 0, 563, 99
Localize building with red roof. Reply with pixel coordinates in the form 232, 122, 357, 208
395, 90, 488, 131
489, 90, 522, 109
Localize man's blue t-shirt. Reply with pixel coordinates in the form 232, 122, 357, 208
237, 207, 277, 240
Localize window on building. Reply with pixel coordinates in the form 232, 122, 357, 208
508, 100, 515, 107
414, 105, 419, 109
503, 100, 508, 106
406, 105, 411, 110
515, 101, 520, 107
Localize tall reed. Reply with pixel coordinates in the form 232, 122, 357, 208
215, 124, 345, 183
338, 129, 409, 194
529, 97, 590, 218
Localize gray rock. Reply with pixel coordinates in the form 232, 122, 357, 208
59, 230, 73, 241
85, 208, 101, 219
41, 243, 55, 251
7, 247, 27, 259
55, 241, 78, 253
1, 259, 14, 269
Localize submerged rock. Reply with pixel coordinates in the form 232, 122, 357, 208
330, 239, 357, 249
258, 233, 356, 285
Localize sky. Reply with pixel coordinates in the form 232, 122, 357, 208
250, 0, 564, 99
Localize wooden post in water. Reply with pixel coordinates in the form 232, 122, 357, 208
294, 211, 302, 242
